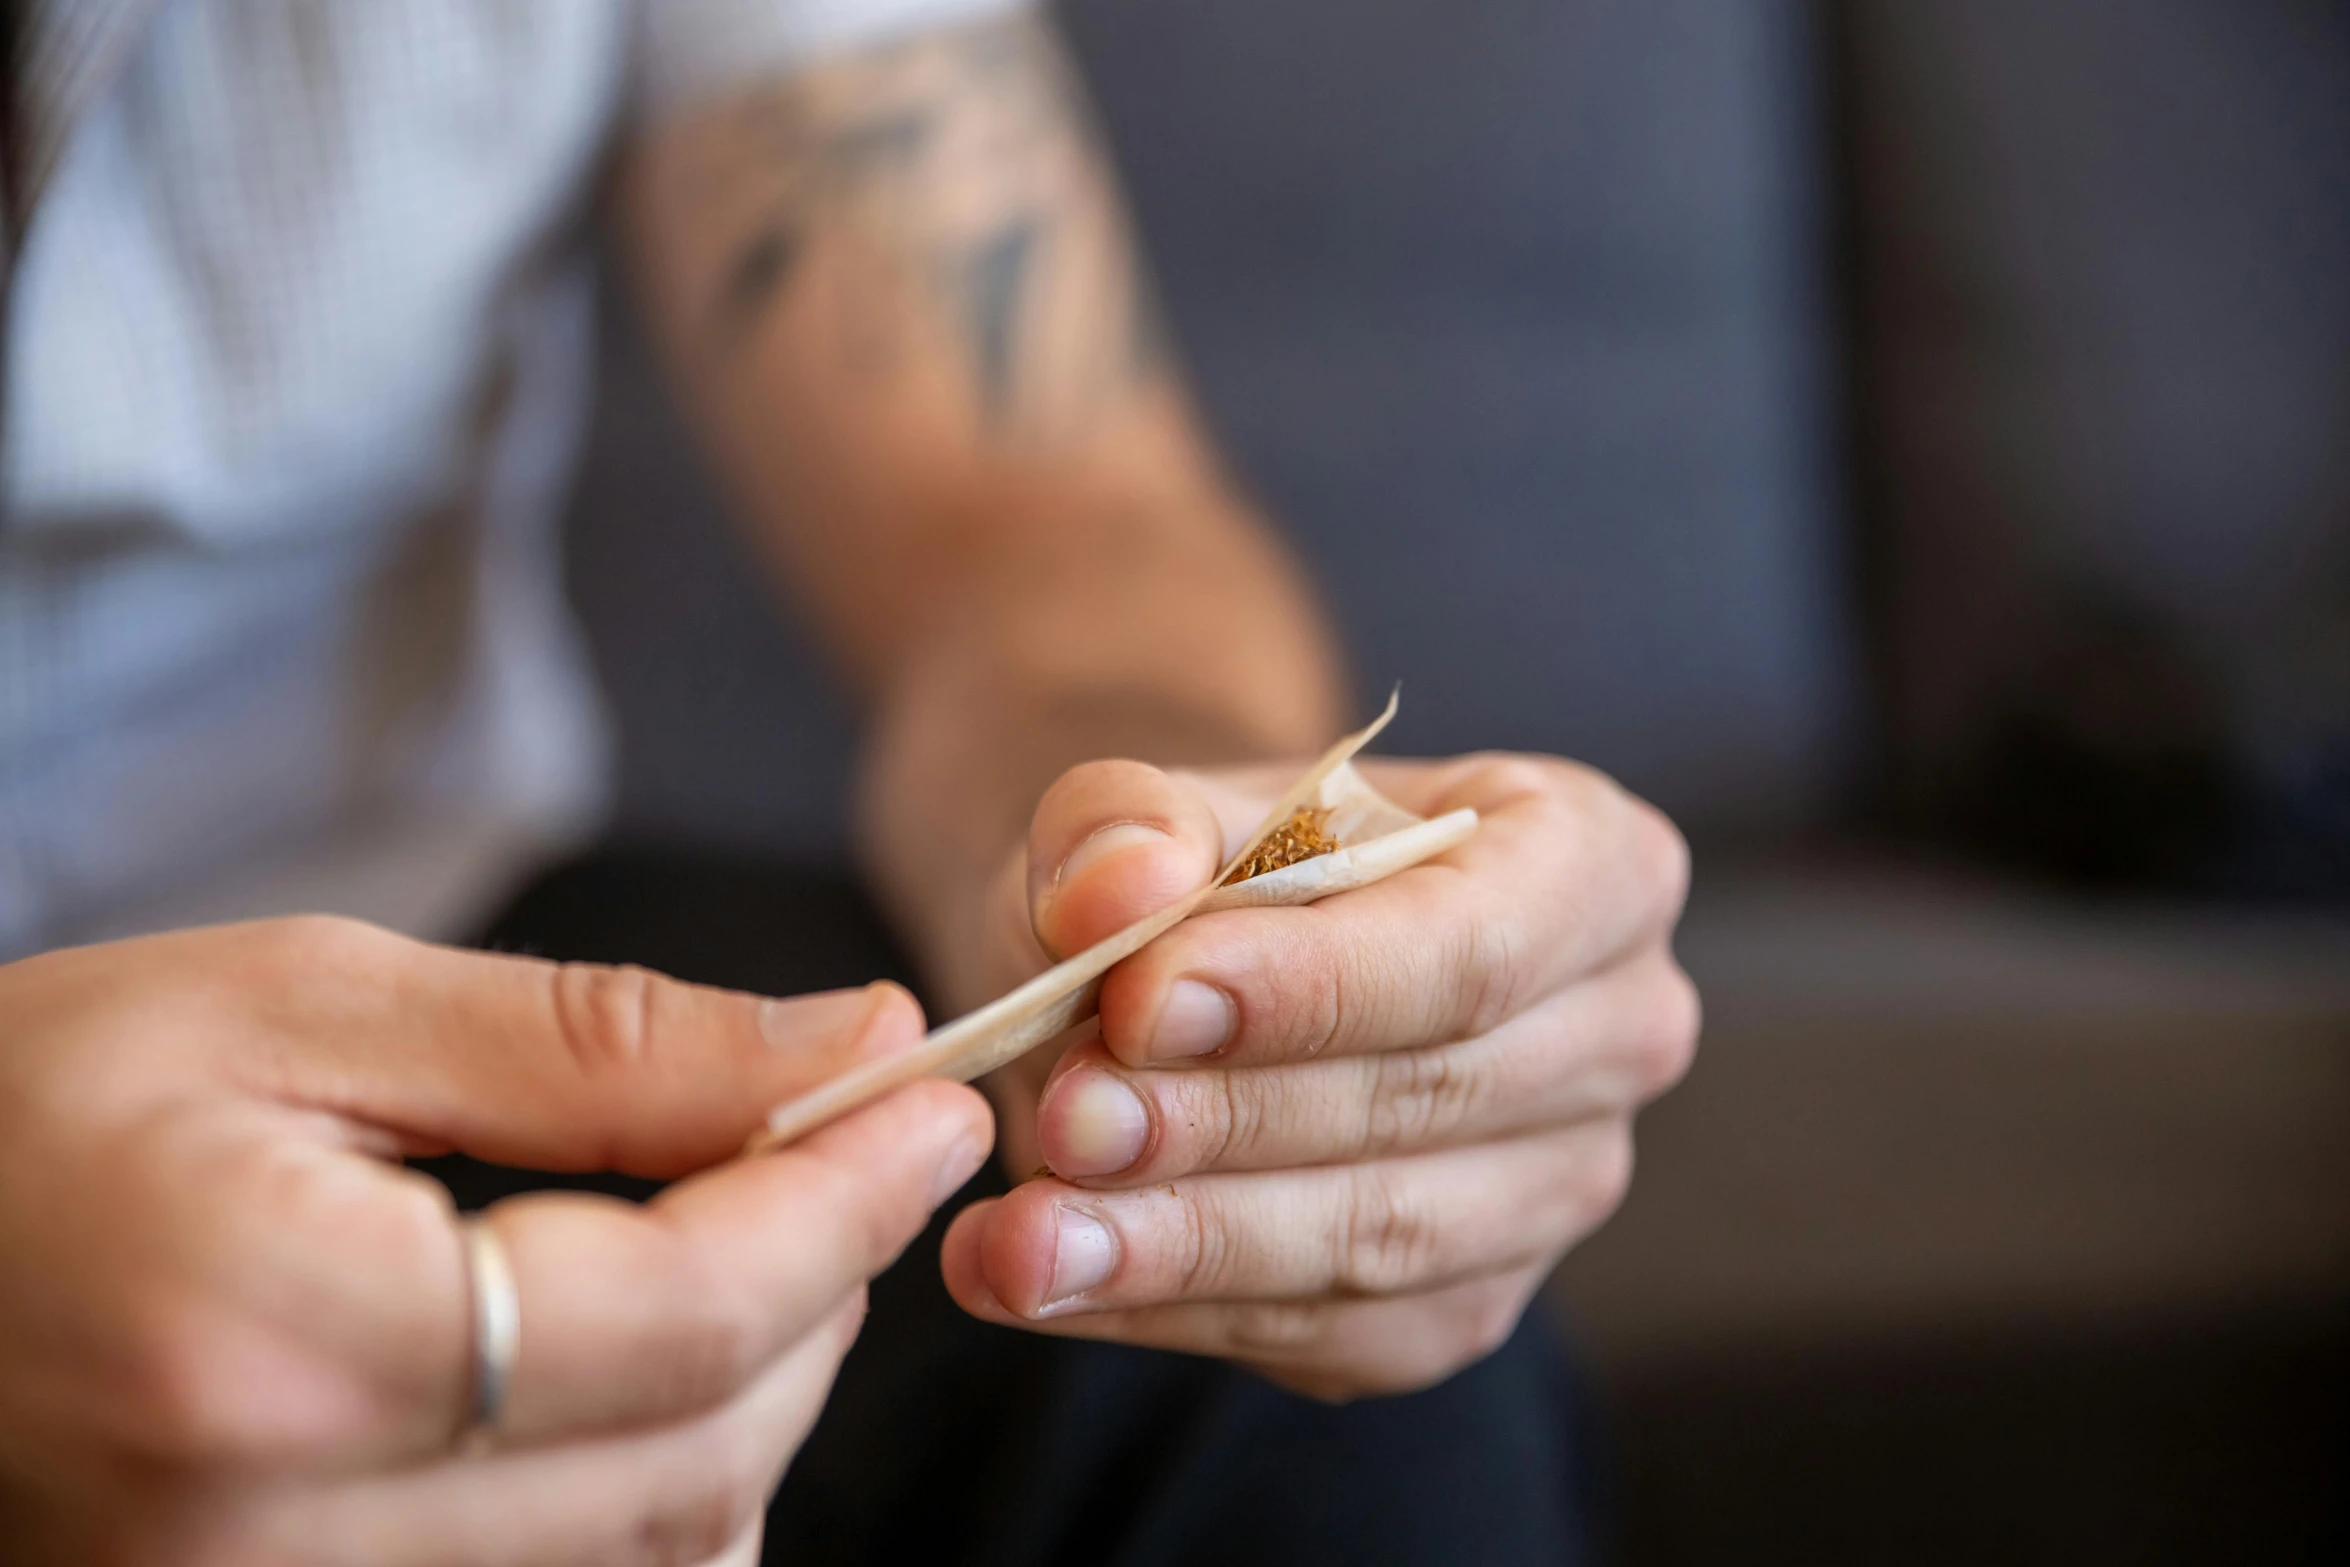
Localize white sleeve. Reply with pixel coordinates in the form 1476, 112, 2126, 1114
634, 0, 1035, 122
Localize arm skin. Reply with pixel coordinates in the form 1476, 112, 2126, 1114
623, 10, 1696, 1402
620, 9, 1349, 1013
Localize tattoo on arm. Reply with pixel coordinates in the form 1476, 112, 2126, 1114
959, 215, 1042, 418
716, 224, 803, 334
686, 11, 1172, 443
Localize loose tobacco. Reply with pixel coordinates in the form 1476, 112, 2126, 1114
1220, 807, 1341, 885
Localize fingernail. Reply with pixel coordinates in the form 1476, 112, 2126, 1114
1045, 1206, 1119, 1308
1045, 1070, 1150, 1178
759, 984, 908, 1061
1058, 822, 1174, 891
929, 1129, 990, 1208
1150, 979, 1234, 1060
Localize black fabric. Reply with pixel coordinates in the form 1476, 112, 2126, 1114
418, 846, 1602, 1567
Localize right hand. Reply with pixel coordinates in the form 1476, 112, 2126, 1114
0, 916, 991, 1566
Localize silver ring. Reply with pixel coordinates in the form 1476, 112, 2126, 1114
460, 1218, 519, 1448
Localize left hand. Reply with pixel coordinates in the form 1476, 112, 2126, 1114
939, 752, 1697, 1400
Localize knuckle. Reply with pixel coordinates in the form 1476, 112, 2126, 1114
684, 1291, 770, 1409
1259, 1364, 1363, 1405
1207, 1070, 1267, 1168
1351, 1337, 1468, 1400
356, 1180, 473, 1389
123, 1316, 217, 1463
641, 1252, 770, 1415
1460, 1279, 1528, 1364
548, 962, 663, 1077
1246, 940, 1351, 1061
1335, 1169, 1442, 1296
1223, 1299, 1336, 1358
249, 913, 390, 984
1295, 950, 1354, 1059
1454, 914, 1527, 1039
1382, 1297, 1517, 1396
1578, 1129, 1637, 1232
1637, 963, 1703, 1095
1526, 753, 1620, 820
639, 1440, 766, 1567
845, 1153, 929, 1270
126, 1309, 274, 1467
1378, 1282, 1530, 1396
1170, 1189, 1232, 1297
1276, 1279, 1537, 1402
1365, 1048, 1474, 1157
1635, 802, 1694, 916
1474, 753, 1576, 807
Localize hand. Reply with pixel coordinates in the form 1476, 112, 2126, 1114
0, 917, 990, 1565
942, 754, 1694, 1400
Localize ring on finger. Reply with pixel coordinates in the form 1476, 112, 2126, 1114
458, 1216, 520, 1452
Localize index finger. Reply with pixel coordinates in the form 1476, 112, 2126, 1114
466, 1078, 990, 1446
1097, 755, 1689, 1068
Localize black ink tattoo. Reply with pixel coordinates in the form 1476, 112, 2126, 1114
826, 109, 937, 176
698, 12, 1172, 442
717, 223, 804, 336
955, 215, 1041, 417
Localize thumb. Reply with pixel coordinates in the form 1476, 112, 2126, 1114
1024, 760, 1230, 959
243, 917, 927, 1178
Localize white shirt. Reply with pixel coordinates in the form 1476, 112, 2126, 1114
0, 0, 1015, 960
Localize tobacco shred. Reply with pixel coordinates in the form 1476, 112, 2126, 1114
1220, 807, 1341, 885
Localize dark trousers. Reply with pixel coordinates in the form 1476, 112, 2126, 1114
417, 846, 1602, 1567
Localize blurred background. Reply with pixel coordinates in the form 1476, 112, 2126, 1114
565, 1, 2350, 1560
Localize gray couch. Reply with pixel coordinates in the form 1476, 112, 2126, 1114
564, 1, 2350, 1558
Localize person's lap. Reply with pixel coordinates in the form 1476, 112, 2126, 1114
417, 846, 1601, 1567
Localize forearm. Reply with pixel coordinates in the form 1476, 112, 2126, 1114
621, 9, 1344, 999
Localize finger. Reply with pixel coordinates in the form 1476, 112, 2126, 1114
1034, 950, 1698, 1183
1096, 755, 1690, 1068
944, 1259, 1546, 1401
119, 1078, 978, 1477
199, 915, 929, 1177
1024, 760, 1226, 957
697, 1520, 766, 1567
946, 1123, 1628, 1320
695, 1520, 766, 1567
264, 1293, 861, 1567
476, 1079, 989, 1444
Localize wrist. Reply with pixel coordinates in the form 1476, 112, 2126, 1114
855, 658, 1332, 1010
